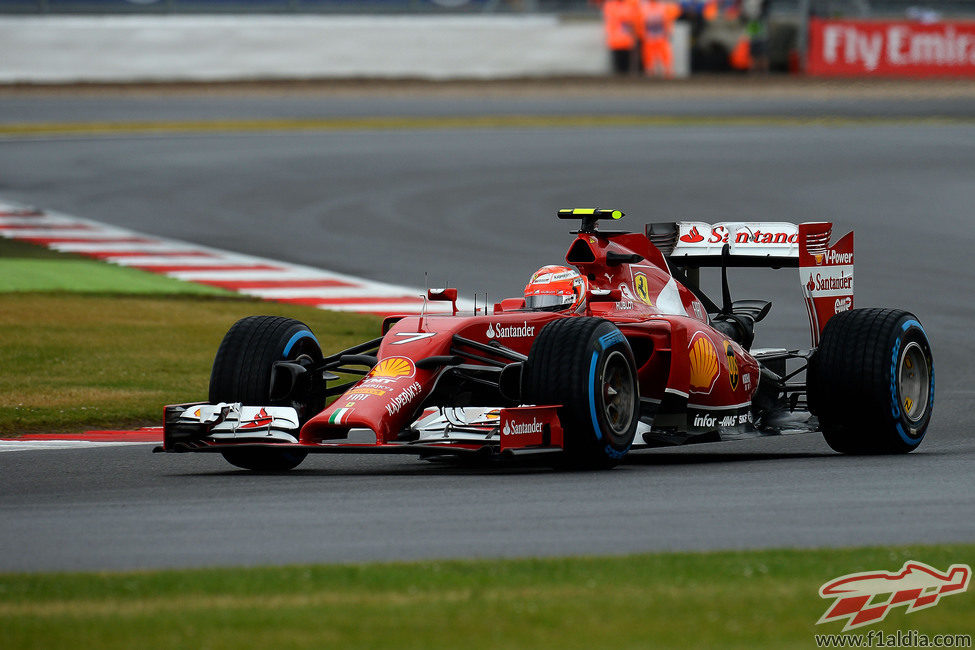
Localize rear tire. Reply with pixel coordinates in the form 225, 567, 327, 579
808, 308, 934, 454
522, 317, 639, 469
210, 316, 325, 471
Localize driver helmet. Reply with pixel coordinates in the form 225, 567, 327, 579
523, 265, 588, 311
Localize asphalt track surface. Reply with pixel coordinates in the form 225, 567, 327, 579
1, 79, 973, 572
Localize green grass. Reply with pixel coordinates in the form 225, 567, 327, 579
0, 237, 231, 295
0, 545, 972, 649
0, 237, 380, 433
0, 114, 973, 139
1, 237, 77, 259
0, 293, 380, 434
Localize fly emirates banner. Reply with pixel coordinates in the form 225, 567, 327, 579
807, 18, 975, 77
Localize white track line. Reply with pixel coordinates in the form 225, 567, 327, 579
105, 253, 270, 270
245, 286, 427, 300
107, 255, 275, 268
306, 301, 435, 312
49, 241, 208, 253
0, 440, 153, 452
167, 269, 347, 282
0, 216, 94, 228
0, 227, 133, 239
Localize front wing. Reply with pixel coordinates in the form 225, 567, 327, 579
158, 402, 565, 457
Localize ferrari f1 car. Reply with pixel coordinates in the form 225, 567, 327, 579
157, 209, 934, 470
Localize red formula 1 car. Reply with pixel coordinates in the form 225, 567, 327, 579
158, 209, 935, 470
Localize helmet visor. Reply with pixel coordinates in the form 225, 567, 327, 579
525, 294, 572, 310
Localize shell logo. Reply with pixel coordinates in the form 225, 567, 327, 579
368, 357, 415, 379
688, 333, 719, 393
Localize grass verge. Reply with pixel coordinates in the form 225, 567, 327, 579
1, 114, 973, 139
0, 545, 972, 649
0, 237, 380, 433
0, 237, 231, 295
0, 293, 380, 434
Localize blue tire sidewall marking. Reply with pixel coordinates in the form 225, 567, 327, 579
591, 327, 634, 454
604, 441, 631, 459
598, 329, 625, 350
588, 350, 633, 456
903, 318, 936, 418
889, 336, 902, 420
588, 351, 603, 441
891, 319, 932, 445
283, 330, 319, 358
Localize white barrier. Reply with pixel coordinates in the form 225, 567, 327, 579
0, 15, 690, 83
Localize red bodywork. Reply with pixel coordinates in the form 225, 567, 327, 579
799, 222, 855, 346
301, 228, 761, 447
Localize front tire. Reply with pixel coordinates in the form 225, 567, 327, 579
522, 317, 639, 468
808, 308, 934, 454
210, 316, 325, 471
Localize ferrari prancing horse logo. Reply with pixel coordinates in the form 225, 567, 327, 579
633, 273, 653, 306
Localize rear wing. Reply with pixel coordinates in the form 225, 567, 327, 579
646, 221, 854, 346
647, 221, 801, 267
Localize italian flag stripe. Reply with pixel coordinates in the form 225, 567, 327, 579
328, 408, 350, 425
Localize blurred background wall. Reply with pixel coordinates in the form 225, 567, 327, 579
1, 0, 973, 82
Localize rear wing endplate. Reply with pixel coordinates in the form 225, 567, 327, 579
647, 221, 854, 346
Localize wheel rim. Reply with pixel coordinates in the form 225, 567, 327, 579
600, 350, 635, 437
280, 335, 323, 424
287, 353, 315, 421
898, 341, 929, 423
